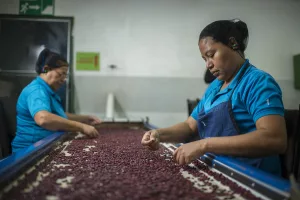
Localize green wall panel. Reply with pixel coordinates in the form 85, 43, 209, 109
294, 54, 300, 89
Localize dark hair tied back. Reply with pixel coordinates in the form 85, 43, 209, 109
199, 19, 249, 53
35, 48, 68, 74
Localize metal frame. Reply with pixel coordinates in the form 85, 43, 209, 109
0, 14, 74, 112
201, 154, 290, 200
0, 132, 68, 190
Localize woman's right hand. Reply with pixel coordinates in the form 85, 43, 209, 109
81, 124, 99, 138
141, 129, 160, 150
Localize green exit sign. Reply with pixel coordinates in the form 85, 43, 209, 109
19, 0, 55, 16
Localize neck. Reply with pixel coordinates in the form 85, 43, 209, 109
39, 74, 56, 91
224, 57, 245, 85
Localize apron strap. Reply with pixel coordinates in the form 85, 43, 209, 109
228, 61, 250, 133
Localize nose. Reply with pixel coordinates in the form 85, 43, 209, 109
206, 60, 213, 70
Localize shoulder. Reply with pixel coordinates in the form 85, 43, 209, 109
236, 64, 282, 106
20, 79, 48, 100
245, 65, 274, 81
240, 65, 281, 92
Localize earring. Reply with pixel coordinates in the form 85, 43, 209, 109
43, 67, 50, 73
229, 37, 239, 50
232, 43, 239, 50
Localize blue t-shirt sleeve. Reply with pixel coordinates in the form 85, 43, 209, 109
27, 89, 51, 118
191, 100, 204, 120
242, 73, 284, 122
190, 79, 219, 120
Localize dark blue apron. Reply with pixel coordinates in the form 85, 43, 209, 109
197, 63, 263, 168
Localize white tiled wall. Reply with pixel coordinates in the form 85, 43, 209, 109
1, 0, 300, 127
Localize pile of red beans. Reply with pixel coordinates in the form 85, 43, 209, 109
1, 128, 260, 200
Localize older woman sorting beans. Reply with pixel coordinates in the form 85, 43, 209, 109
12, 48, 101, 153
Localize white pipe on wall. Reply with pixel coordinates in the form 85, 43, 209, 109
105, 93, 115, 119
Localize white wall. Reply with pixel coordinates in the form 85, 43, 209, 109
1, 0, 300, 127
58, 0, 300, 79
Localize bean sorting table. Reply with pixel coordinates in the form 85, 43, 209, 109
0, 122, 292, 200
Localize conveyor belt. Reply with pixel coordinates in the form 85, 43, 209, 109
0, 122, 293, 200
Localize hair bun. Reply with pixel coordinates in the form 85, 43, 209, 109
35, 48, 51, 74
40, 48, 50, 57
231, 19, 240, 23
233, 20, 249, 52
199, 19, 249, 53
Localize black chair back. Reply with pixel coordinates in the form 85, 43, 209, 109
281, 106, 300, 181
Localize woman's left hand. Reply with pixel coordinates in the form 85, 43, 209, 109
86, 115, 102, 125
173, 140, 206, 165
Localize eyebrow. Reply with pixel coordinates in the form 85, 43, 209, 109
205, 49, 214, 56
58, 70, 68, 75
201, 49, 213, 58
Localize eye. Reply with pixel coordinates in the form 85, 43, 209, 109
208, 53, 215, 58
202, 57, 207, 62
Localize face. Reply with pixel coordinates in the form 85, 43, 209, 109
199, 37, 240, 83
46, 66, 68, 90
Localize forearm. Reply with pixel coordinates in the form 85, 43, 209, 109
66, 112, 88, 123
38, 112, 84, 132
203, 130, 286, 157
157, 122, 196, 143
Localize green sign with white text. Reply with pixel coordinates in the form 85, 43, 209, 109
19, 0, 54, 15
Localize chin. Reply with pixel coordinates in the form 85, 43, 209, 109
54, 84, 63, 91
216, 76, 224, 81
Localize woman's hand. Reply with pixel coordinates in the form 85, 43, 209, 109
173, 140, 206, 165
86, 115, 102, 126
81, 124, 99, 138
141, 129, 160, 151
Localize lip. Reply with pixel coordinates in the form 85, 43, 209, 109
211, 70, 219, 76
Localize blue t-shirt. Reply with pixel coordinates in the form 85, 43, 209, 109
191, 59, 284, 175
12, 77, 67, 153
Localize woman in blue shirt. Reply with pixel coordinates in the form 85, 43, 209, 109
12, 49, 101, 153
141, 19, 287, 176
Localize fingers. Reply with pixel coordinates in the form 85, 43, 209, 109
173, 147, 179, 160
86, 131, 97, 138
184, 156, 191, 165
94, 117, 102, 124
83, 125, 99, 138
91, 121, 101, 126
90, 118, 102, 125
87, 116, 102, 125
173, 147, 189, 165
141, 131, 160, 151
173, 148, 182, 165
148, 141, 159, 151
179, 154, 185, 165
141, 132, 152, 145
92, 128, 99, 137
149, 132, 157, 142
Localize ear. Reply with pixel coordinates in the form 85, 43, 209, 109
43, 65, 51, 73
229, 37, 239, 50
